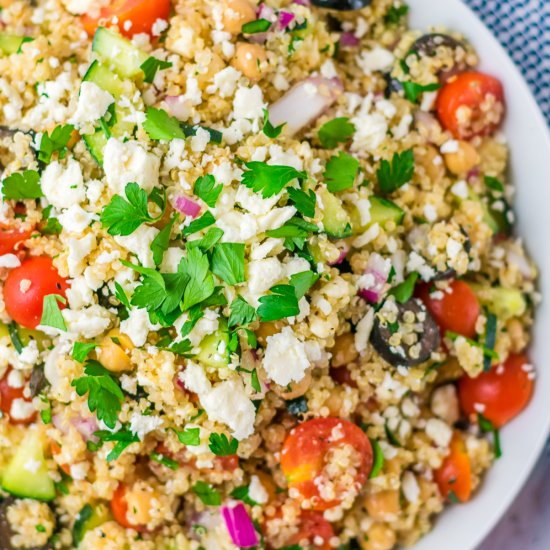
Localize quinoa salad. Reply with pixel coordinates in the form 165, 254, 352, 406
0, 0, 539, 549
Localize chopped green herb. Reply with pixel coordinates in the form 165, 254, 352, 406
258, 284, 300, 322
193, 481, 222, 506
445, 331, 499, 360
187, 227, 224, 251
211, 243, 245, 285
143, 107, 187, 141
287, 187, 316, 218
40, 294, 67, 331
38, 124, 74, 164
8, 322, 23, 354
229, 295, 257, 327
484, 175, 504, 192
241, 161, 306, 198
384, 4, 409, 24
209, 432, 239, 456
71, 342, 98, 363
182, 211, 215, 237
173, 427, 201, 446
194, 174, 223, 208
151, 451, 180, 470
1, 170, 42, 200
91, 428, 139, 461
290, 270, 319, 300
242, 18, 272, 34
448, 490, 460, 503
377, 149, 415, 194
230, 485, 259, 506
262, 108, 285, 138
483, 312, 497, 372
324, 152, 359, 193
401, 81, 441, 103
388, 272, 418, 303
384, 423, 402, 447
180, 123, 222, 144
151, 213, 178, 267
478, 413, 502, 459
318, 117, 355, 149
35, 524, 46, 533
41, 205, 62, 235
369, 438, 385, 478
250, 368, 261, 393
140, 56, 173, 83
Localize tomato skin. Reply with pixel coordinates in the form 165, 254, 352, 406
81, 0, 171, 37
216, 454, 239, 471
418, 280, 480, 339
0, 226, 32, 256
458, 354, 534, 428
3, 256, 69, 329
435, 432, 472, 503
436, 71, 505, 139
111, 484, 147, 532
0, 368, 36, 424
290, 511, 335, 550
281, 418, 373, 511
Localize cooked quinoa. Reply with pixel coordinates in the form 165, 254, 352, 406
0, 0, 538, 549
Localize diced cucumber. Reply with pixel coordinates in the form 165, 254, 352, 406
73, 503, 113, 546
82, 60, 127, 98
308, 236, 342, 265
0, 34, 31, 55
469, 284, 527, 320
351, 196, 404, 232
18, 327, 49, 351
92, 27, 148, 80
0, 321, 8, 340
319, 188, 352, 238
1, 429, 56, 501
196, 328, 230, 369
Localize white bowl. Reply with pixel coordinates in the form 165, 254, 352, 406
407, 1, 550, 549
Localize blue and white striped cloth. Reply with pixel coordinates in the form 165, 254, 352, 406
464, 0, 550, 123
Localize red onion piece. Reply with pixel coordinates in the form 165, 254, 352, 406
279, 11, 295, 29
165, 95, 188, 121
268, 76, 343, 136
358, 253, 391, 304
467, 167, 480, 182
293, 0, 310, 5
257, 3, 276, 20
175, 196, 201, 218
340, 31, 360, 48
221, 502, 259, 548
329, 241, 350, 266
53, 413, 99, 442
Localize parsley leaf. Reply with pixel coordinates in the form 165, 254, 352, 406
369, 438, 385, 478
143, 107, 186, 141
101, 182, 161, 236
71, 361, 124, 429
187, 227, 224, 251
242, 18, 272, 34
193, 481, 221, 506
230, 485, 259, 506
151, 451, 179, 470
384, 4, 409, 24
91, 428, 139, 461
173, 427, 201, 446
194, 174, 222, 208
229, 295, 257, 327
290, 270, 319, 300
258, 284, 300, 322
2, 170, 42, 200
151, 214, 178, 267
180, 246, 215, 311
41, 205, 62, 235
72, 342, 98, 363
477, 413, 502, 458
484, 175, 504, 192
241, 162, 306, 198
262, 108, 285, 138
318, 117, 355, 149
211, 242, 245, 285
324, 152, 359, 193
208, 433, 238, 456
401, 81, 441, 103
40, 294, 67, 331
377, 149, 415, 194
287, 187, 316, 218
140, 57, 173, 84
388, 272, 418, 303
38, 124, 74, 164
182, 211, 215, 237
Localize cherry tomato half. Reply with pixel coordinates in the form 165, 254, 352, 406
3, 256, 68, 329
435, 431, 472, 503
0, 367, 36, 424
82, 0, 171, 37
418, 280, 480, 339
458, 354, 534, 428
290, 511, 335, 550
0, 225, 32, 256
110, 484, 147, 532
436, 71, 505, 139
281, 418, 373, 511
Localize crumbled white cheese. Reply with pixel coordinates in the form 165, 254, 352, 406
129, 412, 163, 440
248, 475, 269, 504
190, 127, 211, 152
71, 81, 114, 124
152, 18, 169, 36
63, 305, 112, 338
356, 46, 394, 74
431, 384, 460, 424
120, 308, 161, 347
401, 471, 420, 504
425, 418, 453, 448
58, 204, 95, 233
246, 258, 284, 305
355, 308, 374, 353
160, 247, 186, 273
114, 224, 159, 268
446, 238, 462, 261
67, 233, 96, 277
208, 66, 242, 98
10, 398, 35, 421
41, 160, 85, 209
0, 254, 21, 268
103, 138, 160, 195
232, 85, 265, 122
263, 327, 310, 387
440, 140, 459, 154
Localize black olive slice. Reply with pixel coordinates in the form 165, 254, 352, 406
371, 298, 440, 367
410, 33, 465, 57
311, 0, 372, 11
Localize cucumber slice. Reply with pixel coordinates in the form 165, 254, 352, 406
18, 327, 49, 351
92, 27, 148, 80
196, 329, 230, 369
0, 34, 32, 55
1, 429, 56, 501
319, 188, 352, 238
73, 503, 112, 546
469, 284, 527, 320
351, 196, 404, 232
82, 60, 127, 98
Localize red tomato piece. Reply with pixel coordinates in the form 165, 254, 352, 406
3, 256, 69, 329
418, 280, 480, 339
329, 365, 358, 388
110, 484, 147, 532
458, 353, 534, 428
436, 71, 505, 139
0, 367, 36, 424
215, 454, 239, 471
280, 418, 373, 511
290, 511, 335, 550
434, 431, 472, 503
0, 225, 32, 256
81, 0, 171, 37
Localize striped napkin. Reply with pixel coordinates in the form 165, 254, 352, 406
464, 0, 550, 123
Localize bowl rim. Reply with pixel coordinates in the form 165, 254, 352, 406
407, 1, 550, 548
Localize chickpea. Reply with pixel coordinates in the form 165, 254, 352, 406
360, 523, 397, 550
232, 42, 268, 81
364, 490, 401, 521
330, 332, 358, 368
222, 0, 257, 35
125, 485, 159, 527
256, 322, 281, 347
272, 370, 312, 400
444, 140, 480, 175
96, 329, 134, 373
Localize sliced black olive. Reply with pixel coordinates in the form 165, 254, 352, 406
410, 33, 465, 57
30, 364, 48, 398
383, 73, 403, 98
370, 298, 440, 367
431, 267, 457, 282
311, 0, 372, 11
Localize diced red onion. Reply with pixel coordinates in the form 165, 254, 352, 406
329, 241, 350, 266
165, 95, 188, 121
279, 11, 295, 29
358, 253, 391, 304
221, 502, 259, 548
53, 413, 99, 442
293, 0, 310, 5
340, 32, 360, 48
257, 3, 276, 21
467, 168, 480, 182
175, 196, 201, 219
268, 76, 343, 136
